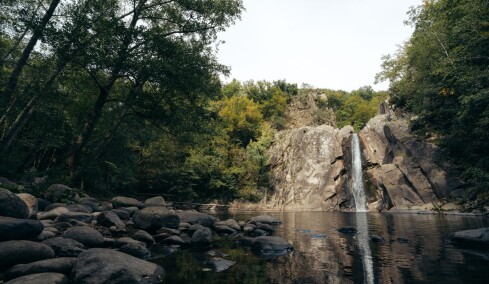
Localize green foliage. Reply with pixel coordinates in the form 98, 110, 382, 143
377, 0, 489, 204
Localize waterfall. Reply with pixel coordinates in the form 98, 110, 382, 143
351, 133, 367, 212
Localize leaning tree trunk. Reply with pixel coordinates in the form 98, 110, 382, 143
2, 0, 61, 105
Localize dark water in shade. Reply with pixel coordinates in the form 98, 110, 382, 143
151, 212, 489, 284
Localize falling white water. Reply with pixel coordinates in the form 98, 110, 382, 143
351, 133, 367, 212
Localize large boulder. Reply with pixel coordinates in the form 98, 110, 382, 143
176, 211, 217, 227
449, 227, 489, 249
0, 240, 55, 270
111, 196, 143, 209
72, 248, 165, 283
43, 237, 86, 257
4, 257, 76, 281
4, 272, 68, 284
44, 184, 79, 203
191, 226, 213, 248
17, 193, 38, 219
144, 196, 166, 207
0, 216, 44, 241
62, 226, 105, 247
266, 125, 347, 211
132, 206, 179, 232
0, 188, 29, 218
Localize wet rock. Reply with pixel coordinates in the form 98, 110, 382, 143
17, 193, 38, 219
176, 211, 217, 227
248, 215, 281, 225
37, 198, 50, 211
119, 243, 151, 260
132, 230, 155, 247
144, 196, 166, 207
214, 219, 241, 231
72, 248, 165, 283
62, 226, 105, 247
255, 222, 276, 234
449, 227, 489, 249
206, 257, 236, 272
4, 272, 68, 284
43, 237, 85, 257
4, 257, 75, 280
337, 227, 357, 235
96, 211, 126, 230
252, 229, 269, 236
191, 227, 213, 248
44, 184, 78, 203
157, 227, 180, 235
160, 235, 186, 246
0, 240, 55, 270
0, 216, 44, 241
214, 225, 237, 236
250, 236, 293, 257
55, 212, 93, 223
132, 206, 179, 232
111, 209, 131, 220
111, 196, 143, 209
0, 188, 29, 219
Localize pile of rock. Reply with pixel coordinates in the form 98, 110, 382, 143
0, 185, 293, 283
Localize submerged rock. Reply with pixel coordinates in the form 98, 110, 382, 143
248, 215, 282, 225
449, 227, 489, 249
250, 236, 293, 257
72, 248, 165, 283
337, 227, 357, 235
206, 257, 236, 272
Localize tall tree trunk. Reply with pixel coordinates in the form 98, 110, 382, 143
2, 0, 61, 105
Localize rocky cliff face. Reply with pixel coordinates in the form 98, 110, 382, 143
266, 125, 351, 211
359, 103, 463, 211
262, 100, 462, 212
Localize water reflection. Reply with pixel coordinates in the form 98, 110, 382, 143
355, 212, 374, 284
154, 212, 489, 284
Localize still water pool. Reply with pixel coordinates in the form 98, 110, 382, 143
152, 212, 489, 283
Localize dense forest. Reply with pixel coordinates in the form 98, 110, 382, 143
376, 0, 489, 206
2, 0, 488, 206
0, 1, 385, 202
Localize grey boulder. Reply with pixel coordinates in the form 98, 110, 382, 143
132, 206, 179, 232
4, 257, 75, 281
62, 226, 105, 247
0, 188, 29, 219
5, 272, 68, 284
72, 248, 165, 283
0, 240, 55, 270
43, 237, 86, 257
0, 216, 44, 241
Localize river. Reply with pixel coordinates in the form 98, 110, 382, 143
152, 211, 489, 283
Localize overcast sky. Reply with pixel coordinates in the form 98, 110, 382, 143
216, 0, 422, 92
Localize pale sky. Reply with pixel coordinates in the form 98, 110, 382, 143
216, 0, 422, 92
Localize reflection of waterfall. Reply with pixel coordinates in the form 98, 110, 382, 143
351, 133, 367, 212
355, 213, 374, 284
